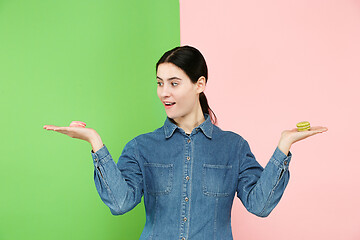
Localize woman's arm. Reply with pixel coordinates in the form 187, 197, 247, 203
237, 140, 291, 217
237, 125, 327, 217
91, 138, 144, 216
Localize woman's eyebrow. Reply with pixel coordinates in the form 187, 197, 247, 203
157, 76, 182, 81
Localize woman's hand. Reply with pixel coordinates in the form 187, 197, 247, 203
277, 126, 328, 156
43, 125, 98, 143
44, 124, 104, 152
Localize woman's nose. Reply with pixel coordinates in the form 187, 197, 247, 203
160, 85, 171, 98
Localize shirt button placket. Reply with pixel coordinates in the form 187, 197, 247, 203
181, 136, 192, 240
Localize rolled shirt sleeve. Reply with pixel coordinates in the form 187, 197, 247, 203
236, 139, 292, 217
91, 138, 144, 215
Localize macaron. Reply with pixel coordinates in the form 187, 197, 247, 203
70, 121, 86, 128
296, 121, 310, 131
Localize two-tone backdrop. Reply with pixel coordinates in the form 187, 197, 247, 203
1, 0, 359, 239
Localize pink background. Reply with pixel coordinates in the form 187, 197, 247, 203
180, 0, 360, 239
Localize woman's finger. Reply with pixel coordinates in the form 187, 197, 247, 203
44, 125, 69, 132
43, 125, 60, 130
53, 128, 67, 133
309, 126, 328, 132
300, 127, 327, 137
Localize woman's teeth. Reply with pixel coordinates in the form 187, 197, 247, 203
165, 102, 175, 106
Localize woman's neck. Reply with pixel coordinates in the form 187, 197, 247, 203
173, 108, 206, 134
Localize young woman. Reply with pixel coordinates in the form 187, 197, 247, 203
44, 45, 327, 239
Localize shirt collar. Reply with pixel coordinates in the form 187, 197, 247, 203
163, 113, 213, 139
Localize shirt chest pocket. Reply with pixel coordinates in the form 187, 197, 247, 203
144, 163, 174, 196
202, 164, 234, 197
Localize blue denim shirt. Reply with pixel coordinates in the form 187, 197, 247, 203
91, 113, 292, 240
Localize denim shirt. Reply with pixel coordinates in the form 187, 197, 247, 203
91, 113, 292, 240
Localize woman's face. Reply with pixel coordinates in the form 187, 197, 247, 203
156, 62, 205, 121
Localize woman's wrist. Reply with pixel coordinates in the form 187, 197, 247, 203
89, 133, 104, 153
277, 137, 292, 156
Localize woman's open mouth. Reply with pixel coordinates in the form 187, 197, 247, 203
164, 102, 176, 109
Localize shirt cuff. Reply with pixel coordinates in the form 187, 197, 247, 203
91, 144, 110, 166
270, 146, 292, 170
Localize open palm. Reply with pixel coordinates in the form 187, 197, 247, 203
281, 126, 328, 145
43, 125, 97, 142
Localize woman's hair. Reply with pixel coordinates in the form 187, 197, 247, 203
156, 45, 217, 125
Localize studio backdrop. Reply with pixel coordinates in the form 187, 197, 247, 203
1, 0, 360, 239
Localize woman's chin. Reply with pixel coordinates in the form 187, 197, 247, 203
166, 113, 176, 119
166, 112, 180, 121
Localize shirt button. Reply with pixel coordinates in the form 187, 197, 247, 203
187, 156, 190, 161
183, 217, 187, 222
185, 176, 190, 181
94, 158, 98, 162
181, 238, 186, 240
187, 139, 191, 143
284, 160, 288, 165
185, 197, 189, 202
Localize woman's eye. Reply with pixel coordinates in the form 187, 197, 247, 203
157, 82, 163, 86
172, 82, 178, 86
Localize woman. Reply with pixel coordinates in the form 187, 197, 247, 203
44, 45, 327, 239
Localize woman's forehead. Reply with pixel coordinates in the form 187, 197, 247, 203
157, 63, 188, 79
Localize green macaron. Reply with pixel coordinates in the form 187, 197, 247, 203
296, 121, 310, 131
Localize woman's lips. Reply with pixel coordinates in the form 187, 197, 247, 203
164, 102, 176, 109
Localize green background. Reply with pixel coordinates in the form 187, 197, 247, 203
0, 1, 179, 239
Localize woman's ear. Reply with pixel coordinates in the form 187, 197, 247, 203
196, 76, 206, 93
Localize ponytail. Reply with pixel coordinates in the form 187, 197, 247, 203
199, 92, 217, 125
